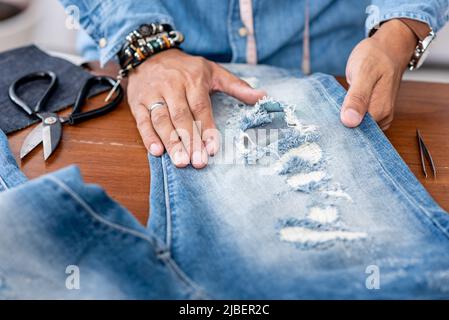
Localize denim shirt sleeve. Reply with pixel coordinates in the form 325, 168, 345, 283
59, 0, 175, 66
366, 0, 449, 35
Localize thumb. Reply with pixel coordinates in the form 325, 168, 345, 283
211, 64, 266, 105
341, 75, 377, 128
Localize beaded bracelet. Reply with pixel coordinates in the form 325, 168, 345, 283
105, 23, 185, 101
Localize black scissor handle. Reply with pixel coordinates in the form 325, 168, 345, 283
67, 76, 124, 125
9, 71, 58, 116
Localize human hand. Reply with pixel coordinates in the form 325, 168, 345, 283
341, 19, 419, 130
127, 49, 266, 168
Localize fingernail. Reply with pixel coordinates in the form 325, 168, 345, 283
173, 151, 189, 166
192, 150, 208, 168
149, 143, 162, 156
342, 109, 363, 127
205, 138, 218, 156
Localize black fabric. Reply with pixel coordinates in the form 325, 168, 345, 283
0, 45, 106, 134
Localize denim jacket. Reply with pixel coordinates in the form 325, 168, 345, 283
60, 0, 449, 75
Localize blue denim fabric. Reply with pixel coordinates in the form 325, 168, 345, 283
1, 65, 449, 299
61, 0, 449, 75
0, 136, 206, 299
146, 64, 449, 299
0, 131, 27, 191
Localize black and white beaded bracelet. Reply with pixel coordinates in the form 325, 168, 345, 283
105, 23, 184, 101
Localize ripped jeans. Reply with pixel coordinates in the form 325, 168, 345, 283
1, 64, 449, 299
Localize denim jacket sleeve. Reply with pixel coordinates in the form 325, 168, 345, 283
59, 0, 175, 66
366, 0, 449, 35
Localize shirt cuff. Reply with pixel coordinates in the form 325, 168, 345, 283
366, 11, 435, 38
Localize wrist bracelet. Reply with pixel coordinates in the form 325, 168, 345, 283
105, 23, 184, 101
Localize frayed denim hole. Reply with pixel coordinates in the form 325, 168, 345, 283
238, 97, 334, 196
306, 204, 340, 225
286, 173, 330, 193
237, 129, 281, 165
277, 218, 368, 250
239, 97, 285, 131
240, 109, 273, 131
236, 131, 261, 165
277, 158, 323, 176
258, 99, 284, 113
320, 185, 354, 203
276, 219, 338, 250
276, 128, 320, 154
280, 217, 336, 231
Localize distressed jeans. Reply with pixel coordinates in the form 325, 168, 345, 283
1, 64, 449, 299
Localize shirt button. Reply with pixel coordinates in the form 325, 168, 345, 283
99, 38, 108, 48
238, 27, 248, 37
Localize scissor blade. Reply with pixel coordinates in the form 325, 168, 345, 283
20, 123, 44, 159
417, 129, 437, 179
43, 121, 62, 161
417, 134, 428, 178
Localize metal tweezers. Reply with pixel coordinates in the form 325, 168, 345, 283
417, 129, 437, 179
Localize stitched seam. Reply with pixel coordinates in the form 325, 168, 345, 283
162, 257, 209, 299
46, 175, 209, 298
159, 156, 212, 299
0, 175, 8, 190
161, 156, 172, 249
312, 76, 449, 240
46, 177, 160, 244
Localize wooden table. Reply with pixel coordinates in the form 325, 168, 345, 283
7, 64, 449, 225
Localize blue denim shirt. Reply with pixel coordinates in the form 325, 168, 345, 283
60, 0, 449, 75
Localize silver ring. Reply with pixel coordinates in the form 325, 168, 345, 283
148, 101, 167, 113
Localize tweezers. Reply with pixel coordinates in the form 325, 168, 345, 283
417, 129, 437, 179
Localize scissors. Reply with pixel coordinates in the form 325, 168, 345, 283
9, 71, 124, 160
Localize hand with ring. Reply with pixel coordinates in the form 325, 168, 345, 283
127, 49, 266, 169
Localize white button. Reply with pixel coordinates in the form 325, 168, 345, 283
99, 38, 108, 48
238, 27, 248, 37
